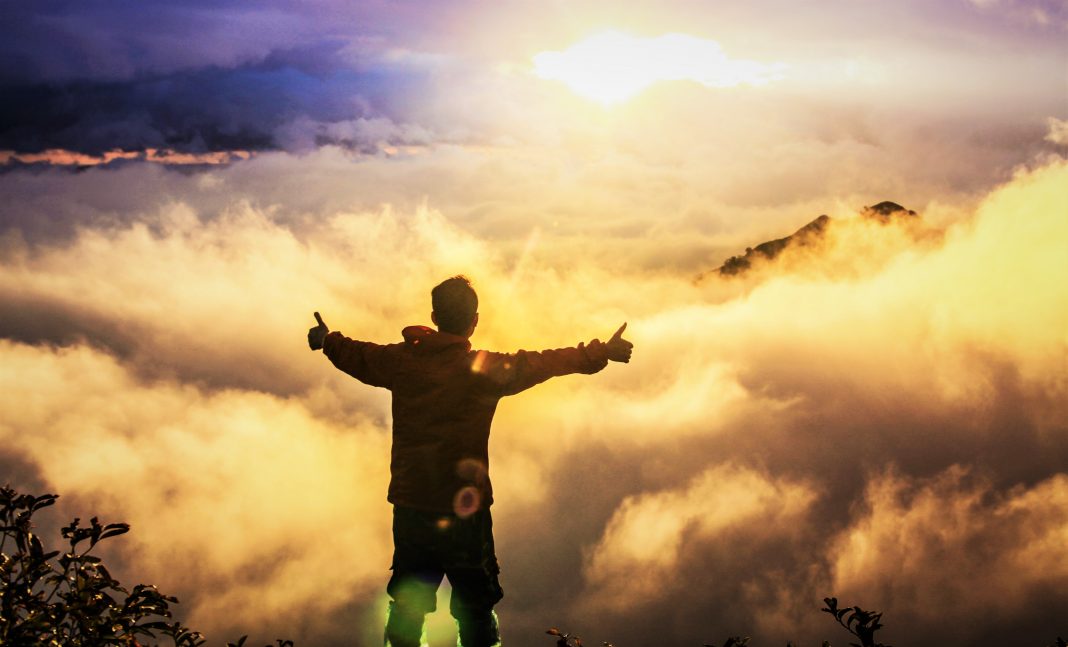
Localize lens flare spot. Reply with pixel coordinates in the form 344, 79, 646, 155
470, 350, 489, 374
453, 486, 481, 518
456, 458, 488, 484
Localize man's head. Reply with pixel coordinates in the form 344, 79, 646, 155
431, 275, 479, 337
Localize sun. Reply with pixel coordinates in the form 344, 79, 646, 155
532, 30, 786, 106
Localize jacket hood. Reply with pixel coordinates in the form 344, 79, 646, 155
402, 325, 472, 352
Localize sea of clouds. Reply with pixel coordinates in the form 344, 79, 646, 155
1, 143, 1065, 645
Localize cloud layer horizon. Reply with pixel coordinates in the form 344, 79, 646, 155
2, 149, 1065, 645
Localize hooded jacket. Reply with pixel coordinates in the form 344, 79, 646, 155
323, 326, 609, 513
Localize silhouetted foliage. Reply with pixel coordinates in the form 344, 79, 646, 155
556, 597, 885, 647
547, 625, 584, 647
821, 597, 890, 647
226, 638, 294, 647
0, 486, 290, 647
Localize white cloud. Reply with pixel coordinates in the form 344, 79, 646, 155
583, 464, 815, 609
830, 467, 1068, 639
968, 0, 1068, 29
1046, 116, 1068, 145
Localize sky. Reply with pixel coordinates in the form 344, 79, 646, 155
1, 1, 1067, 645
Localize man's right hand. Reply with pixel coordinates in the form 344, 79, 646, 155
605, 322, 633, 363
308, 311, 329, 351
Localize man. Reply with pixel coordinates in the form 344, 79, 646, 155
308, 276, 633, 647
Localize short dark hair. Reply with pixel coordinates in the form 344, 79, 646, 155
431, 275, 478, 335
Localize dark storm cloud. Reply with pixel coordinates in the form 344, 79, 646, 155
0, 1, 458, 155
0, 1, 367, 83
0, 53, 438, 155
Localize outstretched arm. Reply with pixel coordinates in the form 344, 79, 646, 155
307, 311, 397, 388
490, 322, 633, 396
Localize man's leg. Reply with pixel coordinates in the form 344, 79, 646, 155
386, 507, 445, 647
385, 572, 441, 647
449, 598, 500, 647
446, 509, 504, 647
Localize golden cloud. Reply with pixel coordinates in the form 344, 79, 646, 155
0, 153, 1064, 645
830, 467, 1068, 642
582, 464, 815, 610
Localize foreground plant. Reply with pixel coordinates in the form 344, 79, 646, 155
821, 597, 890, 647
546, 626, 585, 647
554, 597, 889, 647
0, 485, 289, 647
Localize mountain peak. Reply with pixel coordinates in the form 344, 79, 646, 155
863, 201, 918, 222
708, 201, 916, 278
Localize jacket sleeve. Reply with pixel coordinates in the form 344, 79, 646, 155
481, 339, 610, 397
322, 331, 399, 389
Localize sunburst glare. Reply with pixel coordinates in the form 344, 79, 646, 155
532, 30, 786, 105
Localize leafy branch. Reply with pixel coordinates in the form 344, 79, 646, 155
821, 597, 891, 647
0, 485, 291, 647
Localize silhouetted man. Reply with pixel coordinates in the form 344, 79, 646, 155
308, 276, 632, 647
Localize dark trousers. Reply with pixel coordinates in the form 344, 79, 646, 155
385, 506, 504, 647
